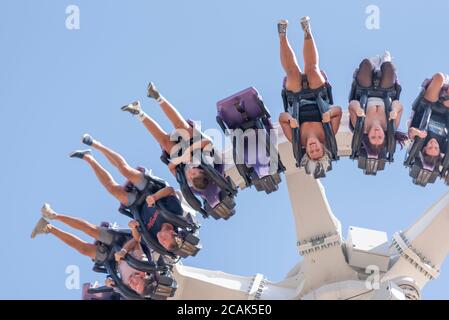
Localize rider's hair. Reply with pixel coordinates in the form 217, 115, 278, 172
191, 170, 210, 190
301, 145, 332, 177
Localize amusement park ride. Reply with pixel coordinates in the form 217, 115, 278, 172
82, 107, 449, 300
169, 116, 449, 300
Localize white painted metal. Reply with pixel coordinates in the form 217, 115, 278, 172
347, 226, 390, 272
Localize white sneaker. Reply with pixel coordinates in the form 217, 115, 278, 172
121, 101, 142, 115
41, 203, 57, 220
300, 16, 311, 33
31, 218, 50, 239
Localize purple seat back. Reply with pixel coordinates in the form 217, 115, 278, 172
217, 87, 264, 129
217, 87, 272, 178
217, 88, 273, 179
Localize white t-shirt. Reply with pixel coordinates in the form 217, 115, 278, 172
117, 246, 145, 285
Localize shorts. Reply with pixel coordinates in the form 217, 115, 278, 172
126, 172, 148, 206
367, 97, 385, 108
95, 227, 115, 263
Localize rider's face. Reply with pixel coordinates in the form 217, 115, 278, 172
157, 225, 176, 251
128, 272, 146, 294
368, 124, 385, 146
425, 138, 440, 157
306, 137, 324, 160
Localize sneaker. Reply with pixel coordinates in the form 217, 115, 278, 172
300, 16, 311, 33
31, 218, 50, 239
121, 101, 142, 115
147, 82, 161, 100
82, 134, 94, 146
277, 19, 288, 35
69, 149, 92, 159
41, 203, 57, 220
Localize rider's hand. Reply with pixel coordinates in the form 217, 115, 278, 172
128, 220, 140, 230
417, 130, 427, 139
146, 195, 156, 207
288, 118, 299, 128
322, 111, 331, 123
114, 249, 127, 262
389, 110, 398, 121
105, 278, 115, 287
356, 107, 365, 118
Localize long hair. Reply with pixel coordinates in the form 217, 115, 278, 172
300, 146, 332, 178
362, 131, 409, 158
421, 149, 441, 170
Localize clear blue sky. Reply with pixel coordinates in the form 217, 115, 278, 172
1, 0, 449, 299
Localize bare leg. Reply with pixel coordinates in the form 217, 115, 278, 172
83, 154, 129, 205
52, 212, 100, 240
278, 20, 302, 93
159, 99, 191, 131
425, 73, 446, 103
47, 225, 97, 259
279, 112, 296, 142
301, 19, 325, 89
348, 100, 362, 127
90, 140, 143, 186
141, 114, 176, 154
148, 83, 191, 131
380, 62, 397, 89
356, 59, 374, 87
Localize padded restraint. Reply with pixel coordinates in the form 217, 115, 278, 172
216, 87, 285, 193
281, 72, 339, 176
404, 83, 449, 185
118, 166, 200, 258
161, 143, 238, 220
349, 67, 401, 170
92, 230, 176, 300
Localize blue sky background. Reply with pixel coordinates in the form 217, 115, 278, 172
1, 0, 449, 299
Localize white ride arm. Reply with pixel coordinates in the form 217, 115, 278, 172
171, 263, 304, 300
274, 121, 358, 296
382, 191, 449, 295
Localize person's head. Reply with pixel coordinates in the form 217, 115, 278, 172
367, 123, 386, 149
157, 223, 179, 252
186, 167, 210, 190
301, 142, 332, 178
305, 136, 325, 160
421, 138, 441, 169
423, 138, 440, 157
128, 272, 148, 295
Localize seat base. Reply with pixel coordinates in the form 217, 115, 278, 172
206, 196, 236, 220
251, 172, 282, 194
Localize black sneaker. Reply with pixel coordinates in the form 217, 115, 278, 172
69, 149, 92, 159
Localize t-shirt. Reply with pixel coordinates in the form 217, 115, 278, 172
117, 246, 145, 285
140, 195, 184, 239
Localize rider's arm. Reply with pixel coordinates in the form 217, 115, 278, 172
408, 127, 420, 139
128, 220, 142, 242
122, 238, 138, 253
408, 127, 427, 139
153, 187, 176, 202
391, 101, 404, 128
328, 107, 342, 134
168, 162, 178, 176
